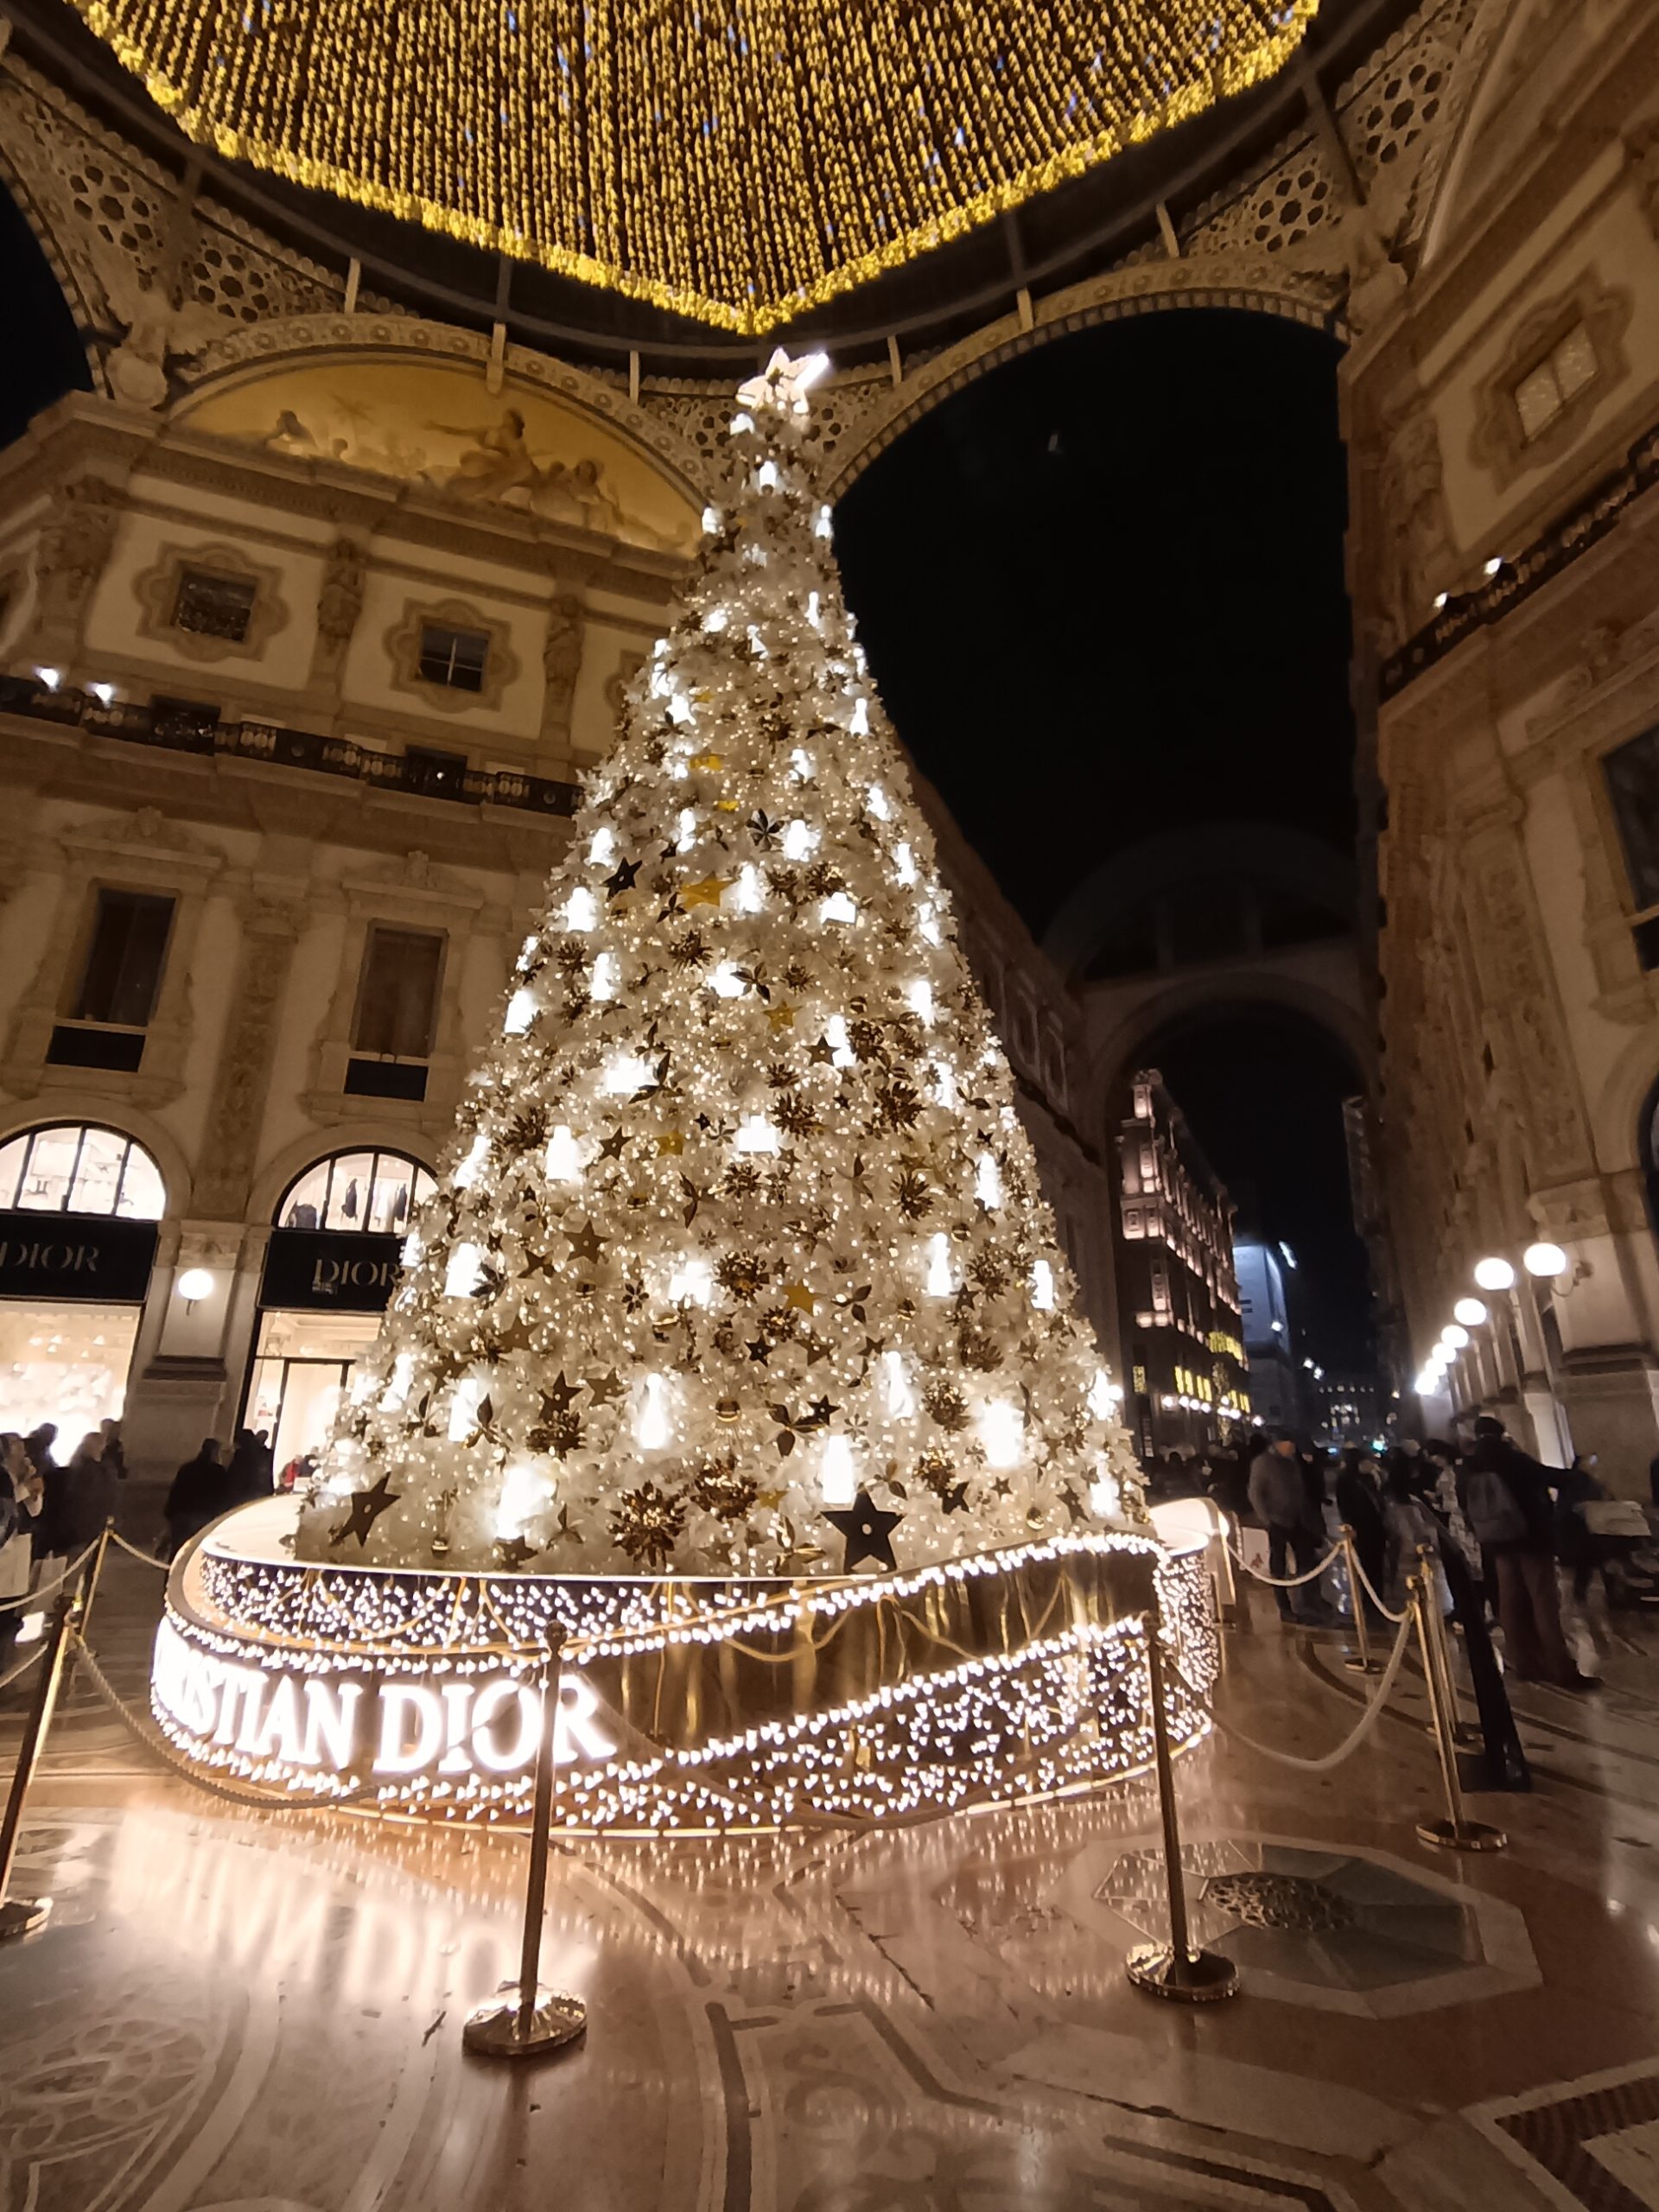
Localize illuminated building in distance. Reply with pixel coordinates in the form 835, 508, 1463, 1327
1114, 1069, 1247, 1459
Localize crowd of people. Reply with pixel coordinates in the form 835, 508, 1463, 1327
0, 1421, 284, 1676
0, 1417, 127, 1673
1146, 1414, 1628, 1694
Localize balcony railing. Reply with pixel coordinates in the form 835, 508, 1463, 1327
1381, 417, 1659, 700
0, 677, 581, 818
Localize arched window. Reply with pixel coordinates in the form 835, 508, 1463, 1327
0, 1122, 166, 1219
276, 1147, 435, 1236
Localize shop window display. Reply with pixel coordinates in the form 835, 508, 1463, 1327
0, 1301, 139, 1439
0, 1123, 166, 1218
245, 1307, 384, 1487
278, 1148, 435, 1235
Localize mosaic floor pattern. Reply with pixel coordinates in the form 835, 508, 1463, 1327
3, 1551, 1659, 2209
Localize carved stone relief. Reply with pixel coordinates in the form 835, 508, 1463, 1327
1466, 829, 1596, 1185
1376, 397, 1456, 647
309, 536, 365, 683
192, 893, 306, 1218
132, 540, 291, 664
1470, 270, 1634, 492
33, 478, 124, 659
538, 594, 585, 741
603, 648, 646, 724
384, 596, 520, 716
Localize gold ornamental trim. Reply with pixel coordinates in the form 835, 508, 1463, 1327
73, 0, 1321, 334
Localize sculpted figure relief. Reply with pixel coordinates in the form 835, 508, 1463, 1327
96, 257, 226, 411
1376, 400, 1455, 647
540, 595, 585, 736
313, 537, 366, 677
35, 478, 122, 640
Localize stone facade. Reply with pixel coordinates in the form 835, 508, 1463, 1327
1351, 0, 1659, 1478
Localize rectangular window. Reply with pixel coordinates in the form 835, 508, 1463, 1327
352, 925, 443, 1061
173, 569, 256, 642
1604, 727, 1659, 914
1513, 321, 1598, 443
74, 889, 175, 1027
417, 625, 489, 691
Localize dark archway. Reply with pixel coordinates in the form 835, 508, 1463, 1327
0, 180, 92, 447
834, 306, 1353, 939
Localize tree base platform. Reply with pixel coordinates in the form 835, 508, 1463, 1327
149, 1499, 1217, 1833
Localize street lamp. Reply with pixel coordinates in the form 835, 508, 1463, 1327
1469, 1249, 1571, 1463
1453, 1297, 1488, 1327
1441, 1324, 1470, 1350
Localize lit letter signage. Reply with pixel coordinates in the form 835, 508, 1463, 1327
151, 1619, 615, 1792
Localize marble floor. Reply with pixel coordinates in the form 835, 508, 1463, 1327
5, 1551, 1659, 2210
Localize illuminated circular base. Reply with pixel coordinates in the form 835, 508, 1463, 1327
149, 1500, 1217, 1833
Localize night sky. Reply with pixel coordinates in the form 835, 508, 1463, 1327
0, 185, 1374, 1367
833, 309, 1374, 1369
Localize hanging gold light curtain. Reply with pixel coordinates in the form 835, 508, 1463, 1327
74, 0, 1320, 333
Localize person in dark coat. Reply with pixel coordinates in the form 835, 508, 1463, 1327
163, 1439, 231, 1558
1334, 1446, 1389, 1617
1459, 1414, 1595, 1689
225, 1428, 272, 1508
23, 1423, 61, 1559
57, 1430, 118, 1555
1248, 1432, 1333, 1624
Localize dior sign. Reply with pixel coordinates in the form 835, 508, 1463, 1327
0, 1211, 158, 1302
260, 1228, 404, 1312
150, 1618, 615, 1782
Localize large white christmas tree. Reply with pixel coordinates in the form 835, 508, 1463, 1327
299, 352, 1142, 1580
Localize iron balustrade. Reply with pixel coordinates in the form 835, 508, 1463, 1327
0, 677, 580, 818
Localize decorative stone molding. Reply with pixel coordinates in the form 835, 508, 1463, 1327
0, 806, 226, 1109
309, 535, 366, 684
384, 594, 520, 716
604, 647, 646, 721
538, 594, 584, 741
178, 313, 711, 507
822, 251, 1348, 498
1464, 819, 1597, 1186
132, 539, 291, 664
1375, 391, 1456, 648
32, 475, 124, 661
299, 850, 486, 1136
1471, 271, 1633, 491
192, 889, 308, 1219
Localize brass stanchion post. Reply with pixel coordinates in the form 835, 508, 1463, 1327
1126, 1607, 1239, 2003
1339, 1524, 1382, 1675
0, 1589, 80, 1940
1415, 1542, 1481, 1748
78, 1521, 114, 1643
1411, 1566, 1505, 1853
463, 1643, 588, 2057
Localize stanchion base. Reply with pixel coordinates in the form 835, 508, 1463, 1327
0, 1896, 50, 1941
461, 1983, 587, 2058
1125, 1942, 1240, 2003
1343, 1653, 1385, 1675
1415, 1818, 1507, 1853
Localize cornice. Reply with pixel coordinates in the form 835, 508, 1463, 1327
1407, 0, 1659, 357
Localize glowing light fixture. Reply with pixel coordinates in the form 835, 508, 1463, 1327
1523, 1241, 1568, 1279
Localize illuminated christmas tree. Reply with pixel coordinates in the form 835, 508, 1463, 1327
298, 352, 1141, 1579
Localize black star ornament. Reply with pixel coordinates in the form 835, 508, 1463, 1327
825, 1488, 903, 1573
332, 1471, 401, 1549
